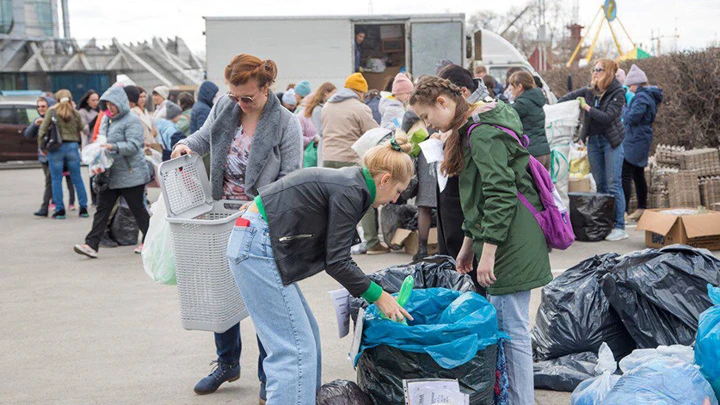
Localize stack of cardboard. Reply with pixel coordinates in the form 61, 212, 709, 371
648, 164, 677, 209
655, 145, 685, 168
700, 177, 720, 208
680, 148, 720, 177
667, 171, 701, 208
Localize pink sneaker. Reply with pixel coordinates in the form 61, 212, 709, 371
134, 244, 144, 254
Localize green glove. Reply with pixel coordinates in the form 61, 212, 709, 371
577, 97, 588, 109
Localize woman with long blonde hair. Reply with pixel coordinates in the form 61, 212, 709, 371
559, 59, 628, 241
38, 89, 89, 219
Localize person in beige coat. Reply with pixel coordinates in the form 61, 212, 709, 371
321, 73, 388, 254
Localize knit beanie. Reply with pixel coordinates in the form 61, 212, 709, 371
615, 68, 626, 85
282, 89, 297, 106
345, 73, 369, 93
392, 73, 414, 95
294, 80, 312, 97
123, 85, 140, 104
165, 101, 182, 120
153, 85, 170, 100
624, 64, 648, 86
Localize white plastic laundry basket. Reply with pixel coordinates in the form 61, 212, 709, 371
158, 154, 249, 333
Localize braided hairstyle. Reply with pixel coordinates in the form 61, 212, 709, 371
409, 76, 471, 176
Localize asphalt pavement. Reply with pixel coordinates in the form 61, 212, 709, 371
1, 167, 656, 404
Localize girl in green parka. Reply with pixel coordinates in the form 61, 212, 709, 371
409, 76, 551, 405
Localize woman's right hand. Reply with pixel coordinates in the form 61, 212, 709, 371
171, 144, 192, 159
375, 291, 413, 323
456, 237, 474, 274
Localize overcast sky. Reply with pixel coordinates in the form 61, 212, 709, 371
68, 0, 718, 56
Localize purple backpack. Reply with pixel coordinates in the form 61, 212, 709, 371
467, 123, 575, 250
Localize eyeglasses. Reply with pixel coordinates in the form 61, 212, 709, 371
592, 68, 606, 73
227, 90, 262, 105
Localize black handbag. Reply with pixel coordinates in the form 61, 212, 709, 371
41, 110, 62, 152
92, 171, 110, 195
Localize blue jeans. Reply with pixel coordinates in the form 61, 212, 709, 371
488, 291, 533, 405
48, 142, 88, 211
587, 135, 625, 229
213, 326, 267, 397
228, 211, 322, 405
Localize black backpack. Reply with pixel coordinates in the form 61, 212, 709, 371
41, 110, 62, 152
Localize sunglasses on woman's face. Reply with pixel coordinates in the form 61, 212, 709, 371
227, 89, 263, 105
592, 68, 605, 73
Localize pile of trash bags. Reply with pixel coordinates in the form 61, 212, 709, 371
533, 245, 720, 392
352, 256, 502, 405
571, 343, 718, 405
356, 289, 506, 405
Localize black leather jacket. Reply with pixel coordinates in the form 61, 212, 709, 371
258, 166, 372, 297
559, 79, 626, 148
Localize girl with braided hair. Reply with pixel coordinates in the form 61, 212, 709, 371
410, 76, 552, 405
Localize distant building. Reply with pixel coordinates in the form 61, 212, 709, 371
0, 0, 204, 101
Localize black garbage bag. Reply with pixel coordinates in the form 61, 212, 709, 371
349, 255, 475, 322
601, 245, 720, 348
533, 352, 599, 392
357, 344, 497, 405
532, 253, 635, 361
109, 199, 139, 246
380, 204, 418, 248
316, 380, 372, 405
569, 192, 615, 241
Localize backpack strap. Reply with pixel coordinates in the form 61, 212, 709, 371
465, 123, 530, 149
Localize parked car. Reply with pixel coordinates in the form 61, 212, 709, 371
0, 96, 41, 162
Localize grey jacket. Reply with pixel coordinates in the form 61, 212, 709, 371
100, 87, 151, 190
178, 92, 303, 200
379, 97, 405, 130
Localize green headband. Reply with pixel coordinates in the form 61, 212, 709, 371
390, 137, 402, 152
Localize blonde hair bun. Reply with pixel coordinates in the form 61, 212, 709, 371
389, 132, 414, 154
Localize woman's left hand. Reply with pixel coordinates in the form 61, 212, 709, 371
100, 143, 114, 151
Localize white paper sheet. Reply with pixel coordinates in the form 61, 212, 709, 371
419, 138, 449, 192
349, 308, 365, 366
404, 379, 468, 405
329, 288, 351, 338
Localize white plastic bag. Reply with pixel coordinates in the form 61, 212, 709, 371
352, 127, 393, 159
82, 141, 114, 176
571, 343, 621, 405
619, 345, 695, 374
141, 194, 176, 285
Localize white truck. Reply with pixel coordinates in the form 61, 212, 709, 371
204, 14, 465, 92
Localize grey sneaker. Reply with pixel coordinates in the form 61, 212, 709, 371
193, 361, 240, 395
74, 244, 98, 258
605, 229, 629, 241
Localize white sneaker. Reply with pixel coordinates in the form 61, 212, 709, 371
605, 229, 629, 241
74, 244, 98, 258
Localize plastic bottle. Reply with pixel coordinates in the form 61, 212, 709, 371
381, 275, 414, 325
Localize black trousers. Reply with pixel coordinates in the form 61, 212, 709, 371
622, 160, 647, 212
436, 176, 485, 296
85, 184, 149, 251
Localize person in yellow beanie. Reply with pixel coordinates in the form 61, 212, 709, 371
345, 73, 369, 94
321, 73, 390, 255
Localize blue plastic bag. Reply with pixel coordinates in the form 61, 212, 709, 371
603, 357, 718, 405
697, 283, 720, 399
570, 343, 620, 405
355, 288, 508, 369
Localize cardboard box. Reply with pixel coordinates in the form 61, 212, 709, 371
569, 177, 591, 193
636, 208, 720, 250
390, 228, 439, 256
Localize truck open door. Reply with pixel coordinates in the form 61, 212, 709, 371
409, 19, 464, 76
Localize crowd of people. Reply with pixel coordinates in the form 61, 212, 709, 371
25, 45, 662, 404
